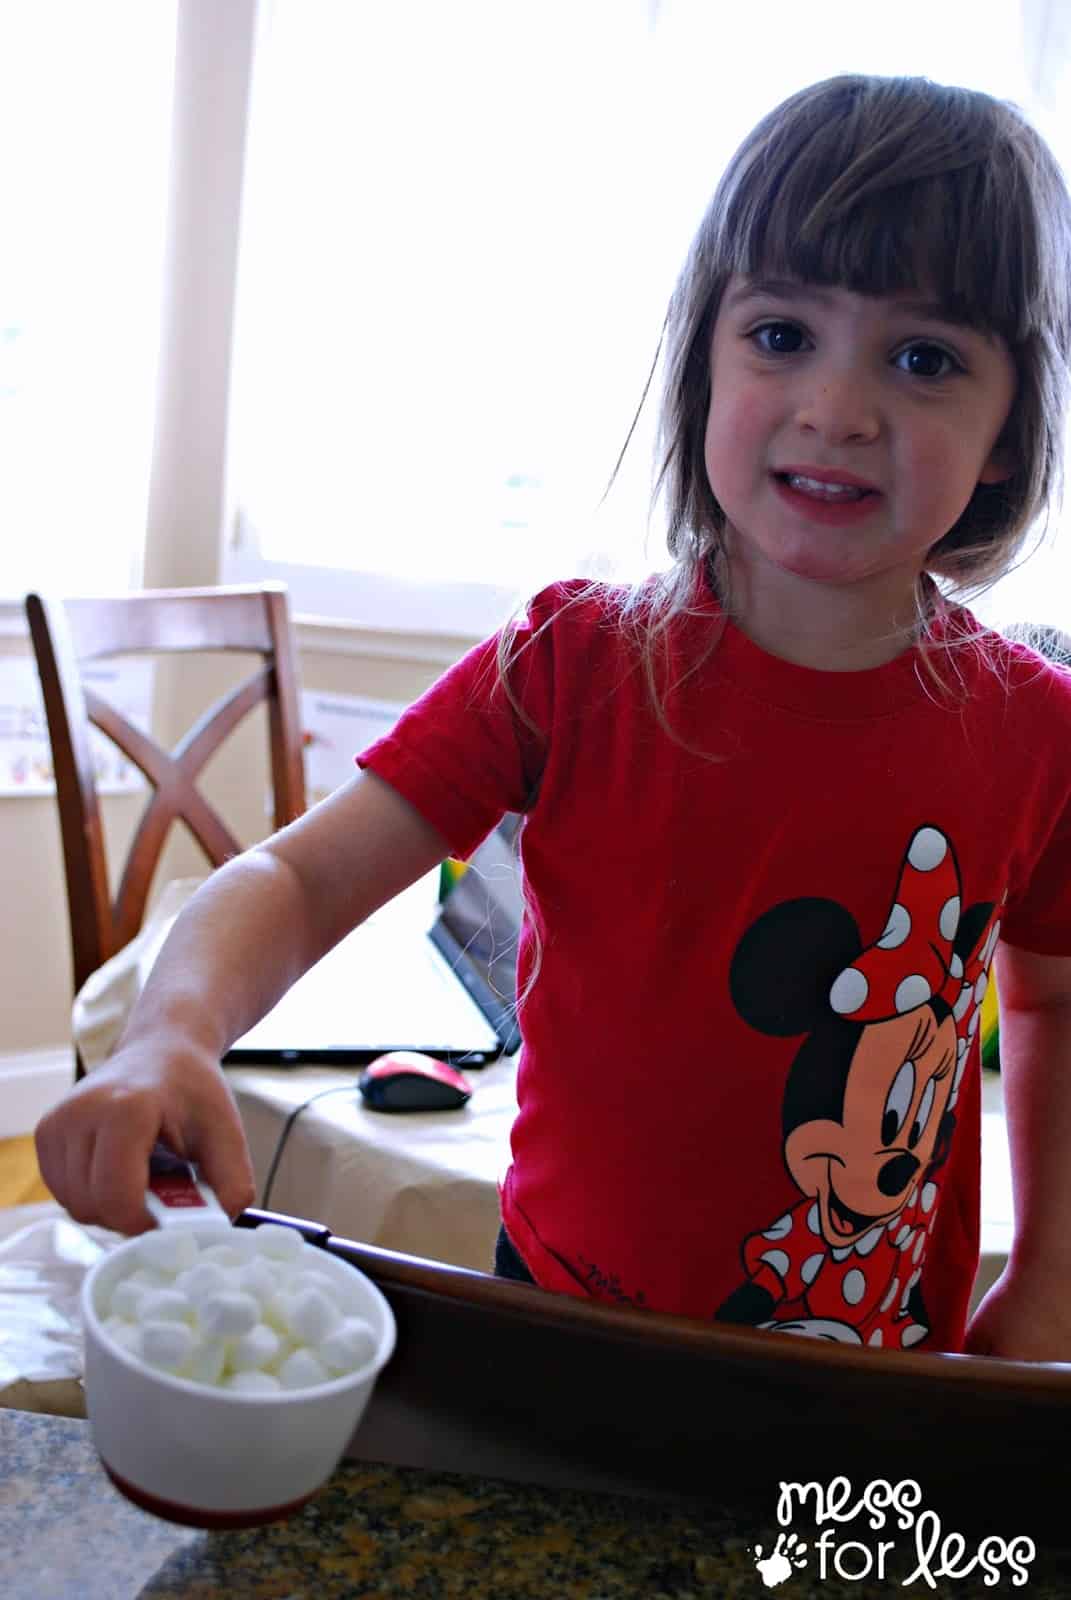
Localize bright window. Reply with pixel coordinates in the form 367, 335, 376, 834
1, 1, 176, 604
227, 0, 1071, 637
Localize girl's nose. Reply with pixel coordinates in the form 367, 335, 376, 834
795, 368, 881, 445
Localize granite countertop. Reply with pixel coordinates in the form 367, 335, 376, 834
2, 1409, 1070, 1600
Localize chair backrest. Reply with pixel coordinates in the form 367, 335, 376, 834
25, 584, 306, 1015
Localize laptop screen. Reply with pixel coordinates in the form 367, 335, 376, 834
436, 813, 524, 1013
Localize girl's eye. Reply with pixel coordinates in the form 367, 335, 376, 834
907, 1076, 938, 1150
750, 321, 808, 356
881, 1060, 916, 1146
894, 342, 960, 379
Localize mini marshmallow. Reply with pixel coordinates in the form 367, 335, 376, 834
237, 1258, 277, 1304
186, 1340, 227, 1387
125, 1267, 172, 1294
200, 1291, 260, 1339
226, 1370, 282, 1394
229, 1323, 283, 1373
198, 1243, 247, 1271
285, 1288, 342, 1346
174, 1261, 230, 1304
102, 1316, 141, 1355
289, 1268, 341, 1301
140, 1320, 196, 1372
252, 1223, 305, 1263
110, 1278, 149, 1321
317, 1317, 377, 1373
136, 1289, 195, 1326
261, 1292, 294, 1334
134, 1229, 199, 1276
277, 1348, 331, 1390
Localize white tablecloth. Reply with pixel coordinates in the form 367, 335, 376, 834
228, 1057, 517, 1269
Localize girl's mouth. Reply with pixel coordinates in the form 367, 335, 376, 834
772, 471, 883, 525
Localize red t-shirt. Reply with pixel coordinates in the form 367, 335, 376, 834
358, 580, 1071, 1351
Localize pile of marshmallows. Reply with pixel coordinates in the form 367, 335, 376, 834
100, 1224, 377, 1394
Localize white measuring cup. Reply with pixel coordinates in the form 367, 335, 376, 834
80, 1145, 395, 1527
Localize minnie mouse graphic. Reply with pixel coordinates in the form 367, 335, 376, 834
716, 825, 1002, 1350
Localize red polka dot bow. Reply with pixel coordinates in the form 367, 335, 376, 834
828, 827, 1002, 1042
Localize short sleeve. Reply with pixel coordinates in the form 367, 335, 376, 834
356, 583, 577, 858
998, 657, 1071, 956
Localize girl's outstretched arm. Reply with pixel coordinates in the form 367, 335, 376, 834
964, 942, 1071, 1361
35, 770, 450, 1237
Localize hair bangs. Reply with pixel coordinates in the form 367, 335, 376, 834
724, 133, 1037, 346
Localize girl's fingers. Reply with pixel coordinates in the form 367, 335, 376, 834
89, 1109, 159, 1236
184, 1095, 256, 1221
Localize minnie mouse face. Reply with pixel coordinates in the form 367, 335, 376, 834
784, 1004, 957, 1248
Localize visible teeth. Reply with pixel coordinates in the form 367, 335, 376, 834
787, 474, 867, 500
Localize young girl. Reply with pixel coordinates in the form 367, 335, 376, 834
36, 74, 1071, 1362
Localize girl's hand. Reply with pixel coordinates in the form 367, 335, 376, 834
964, 1263, 1071, 1362
34, 1041, 256, 1237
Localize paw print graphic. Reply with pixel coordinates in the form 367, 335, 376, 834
752, 1530, 808, 1587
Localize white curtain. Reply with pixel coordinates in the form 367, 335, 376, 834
227, 0, 1067, 634
0, 1, 176, 602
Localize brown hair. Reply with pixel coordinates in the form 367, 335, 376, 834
646, 75, 1071, 660
501, 74, 1071, 725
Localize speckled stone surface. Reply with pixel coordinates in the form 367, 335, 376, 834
2, 1410, 1070, 1599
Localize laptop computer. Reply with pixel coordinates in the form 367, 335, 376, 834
222, 816, 524, 1069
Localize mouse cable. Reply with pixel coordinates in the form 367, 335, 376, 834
258, 1083, 359, 1212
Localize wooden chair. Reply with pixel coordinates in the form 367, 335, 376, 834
25, 584, 306, 1075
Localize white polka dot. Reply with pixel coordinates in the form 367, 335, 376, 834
907, 1186, 918, 1209
878, 904, 911, 949
888, 1218, 899, 1234
830, 967, 868, 1015
868, 1328, 884, 1347
801, 1253, 824, 1285
954, 984, 972, 1021
842, 1269, 867, 1306
762, 1213, 793, 1241
974, 972, 988, 1006
921, 1182, 937, 1214
832, 1245, 852, 1263
939, 896, 961, 941
880, 1277, 900, 1312
895, 974, 931, 1012
968, 1010, 980, 1040
857, 1226, 883, 1257
807, 1203, 822, 1236
913, 1233, 926, 1265
908, 828, 947, 871
760, 1250, 790, 1281
901, 1323, 928, 1348
907, 1268, 921, 1291
949, 953, 963, 980
957, 1037, 967, 1059
895, 1226, 913, 1250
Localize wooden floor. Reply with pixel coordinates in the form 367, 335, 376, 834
0, 1135, 53, 1208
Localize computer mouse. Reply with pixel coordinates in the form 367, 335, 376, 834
358, 1051, 472, 1112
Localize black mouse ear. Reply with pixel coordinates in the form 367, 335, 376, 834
730, 897, 862, 1037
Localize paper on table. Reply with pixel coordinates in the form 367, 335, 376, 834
0, 1215, 123, 1387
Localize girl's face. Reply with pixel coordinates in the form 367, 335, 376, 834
703, 276, 1017, 648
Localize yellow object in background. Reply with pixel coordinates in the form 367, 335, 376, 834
438, 857, 467, 902
981, 969, 1000, 1072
